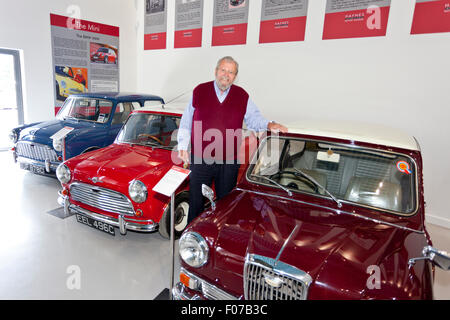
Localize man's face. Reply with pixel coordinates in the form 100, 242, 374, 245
215, 61, 237, 91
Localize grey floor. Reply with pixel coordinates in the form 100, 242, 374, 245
0, 151, 448, 300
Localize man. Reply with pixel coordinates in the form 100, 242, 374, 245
177, 56, 287, 223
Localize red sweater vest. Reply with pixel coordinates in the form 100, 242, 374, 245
191, 81, 249, 161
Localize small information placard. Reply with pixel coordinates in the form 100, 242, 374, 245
152, 165, 190, 197
50, 126, 74, 140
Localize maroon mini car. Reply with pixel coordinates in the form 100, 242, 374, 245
173, 121, 450, 300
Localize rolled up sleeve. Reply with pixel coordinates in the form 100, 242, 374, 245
177, 98, 194, 151
244, 98, 270, 132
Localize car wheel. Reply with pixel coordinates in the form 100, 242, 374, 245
104, 56, 108, 64
159, 192, 189, 240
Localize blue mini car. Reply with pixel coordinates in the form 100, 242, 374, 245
10, 92, 164, 175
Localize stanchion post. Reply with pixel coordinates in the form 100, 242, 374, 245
169, 192, 175, 300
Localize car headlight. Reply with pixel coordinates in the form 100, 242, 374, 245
56, 164, 71, 184
8, 130, 18, 143
128, 179, 147, 203
179, 232, 209, 268
52, 138, 63, 152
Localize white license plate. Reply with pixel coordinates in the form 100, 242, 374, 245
76, 214, 115, 236
20, 163, 45, 174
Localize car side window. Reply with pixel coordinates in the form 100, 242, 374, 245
96, 100, 113, 123
112, 102, 138, 125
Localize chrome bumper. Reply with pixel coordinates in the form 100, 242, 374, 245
16, 155, 60, 173
58, 191, 158, 235
172, 268, 238, 300
172, 282, 204, 300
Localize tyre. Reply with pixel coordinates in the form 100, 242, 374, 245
158, 192, 189, 239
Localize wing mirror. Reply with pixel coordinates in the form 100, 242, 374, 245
201, 184, 216, 211
409, 246, 450, 270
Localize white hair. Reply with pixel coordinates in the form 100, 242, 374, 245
216, 56, 239, 75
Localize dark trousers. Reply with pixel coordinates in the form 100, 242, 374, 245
188, 158, 241, 223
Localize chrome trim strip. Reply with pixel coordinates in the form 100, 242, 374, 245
245, 135, 420, 217
236, 187, 424, 234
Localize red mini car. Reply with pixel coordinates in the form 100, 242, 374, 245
57, 103, 189, 238
174, 121, 450, 300
90, 47, 117, 64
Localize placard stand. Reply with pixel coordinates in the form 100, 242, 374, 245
152, 165, 190, 300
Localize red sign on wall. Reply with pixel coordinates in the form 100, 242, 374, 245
411, 0, 450, 35
144, 0, 167, 50
323, 0, 391, 40
259, 0, 308, 44
212, 0, 249, 47
174, 0, 204, 48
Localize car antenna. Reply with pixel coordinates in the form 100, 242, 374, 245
162, 90, 191, 109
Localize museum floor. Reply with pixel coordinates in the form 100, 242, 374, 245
0, 150, 448, 300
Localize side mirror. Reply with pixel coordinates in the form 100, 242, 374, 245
423, 246, 450, 271
409, 246, 450, 270
201, 184, 216, 211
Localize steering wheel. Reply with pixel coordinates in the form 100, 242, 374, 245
137, 133, 163, 145
269, 170, 319, 193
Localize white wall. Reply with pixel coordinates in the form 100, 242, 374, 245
0, 0, 139, 123
137, 0, 450, 228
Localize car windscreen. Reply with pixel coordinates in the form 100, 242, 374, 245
56, 97, 113, 123
116, 113, 181, 148
247, 136, 417, 216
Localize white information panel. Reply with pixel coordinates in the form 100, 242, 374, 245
50, 126, 74, 140
152, 165, 190, 197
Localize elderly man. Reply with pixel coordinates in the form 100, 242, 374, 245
177, 56, 287, 223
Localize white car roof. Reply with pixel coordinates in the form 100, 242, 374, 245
135, 101, 186, 115
286, 120, 420, 151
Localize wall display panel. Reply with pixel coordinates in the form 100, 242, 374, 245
411, 0, 450, 34
323, 0, 391, 40
50, 13, 120, 115
259, 0, 309, 44
144, 0, 168, 50
175, 0, 204, 48
212, 0, 250, 46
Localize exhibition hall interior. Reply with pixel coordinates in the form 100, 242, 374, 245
0, 0, 449, 301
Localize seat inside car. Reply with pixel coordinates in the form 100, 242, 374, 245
344, 176, 402, 212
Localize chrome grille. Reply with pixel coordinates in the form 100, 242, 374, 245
70, 182, 135, 216
244, 254, 312, 300
16, 141, 58, 162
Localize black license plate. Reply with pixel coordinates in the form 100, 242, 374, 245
20, 162, 45, 174
76, 214, 115, 236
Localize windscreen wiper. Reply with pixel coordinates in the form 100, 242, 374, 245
250, 174, 293, 196
292, 167, 342, 208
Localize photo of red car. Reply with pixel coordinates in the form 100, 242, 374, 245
90, 43, 118, 64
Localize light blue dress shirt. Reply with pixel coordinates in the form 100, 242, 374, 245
177, 81, 270, 151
